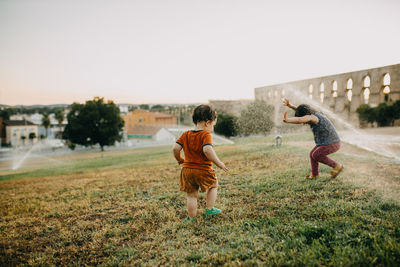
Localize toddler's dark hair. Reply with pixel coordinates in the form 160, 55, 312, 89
192, 105, 217, 124
295, 104, 317, 117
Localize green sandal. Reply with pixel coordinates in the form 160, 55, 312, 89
183, 216, 196, 222
205, 207, 222, 215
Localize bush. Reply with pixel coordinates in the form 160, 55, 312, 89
214, 113, 238, 137
392, 100, 400, 120
67, 142, 76, 150
237, 100, 274, 136
1, 142, 11, 148
375, 103, 395, 127
356, 100, 400, 127
356, 104, 376, 127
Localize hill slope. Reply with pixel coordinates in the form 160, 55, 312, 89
0, 134, 399, 265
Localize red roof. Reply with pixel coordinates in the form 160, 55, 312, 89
4, 120, 36, 126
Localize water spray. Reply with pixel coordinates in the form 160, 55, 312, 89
11, 140, 64, 171
12, 144, 37, 170
282, 86, 400, 162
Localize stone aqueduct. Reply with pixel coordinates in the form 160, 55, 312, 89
254, 63, 400, 124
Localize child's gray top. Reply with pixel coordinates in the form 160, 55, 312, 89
310, 113, 340, 146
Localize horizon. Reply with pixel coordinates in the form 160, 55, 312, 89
3, 61, 398, 107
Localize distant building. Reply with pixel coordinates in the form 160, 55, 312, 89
118, 104, 129, 114
209, 99, 253, 116
121, 109, 177, 135
255, 63, 400, 125
10, 113, 67, 138
127, 126, 176, 142
3, 120, 39, 147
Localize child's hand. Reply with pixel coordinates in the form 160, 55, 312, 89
178, 158, 184, 165
219, 162, 228, 172
283, 111, 288, 123
282, 98, 290, 107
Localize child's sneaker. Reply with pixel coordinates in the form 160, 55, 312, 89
305, 174, 319, 180
183, 216, 196, 222
330, 163, 343, 178
205, 207, 221, 215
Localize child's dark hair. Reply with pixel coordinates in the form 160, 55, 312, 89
192, 105, 217, 124
295, 104, 316, 117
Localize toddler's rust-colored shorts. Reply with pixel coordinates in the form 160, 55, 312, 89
180, 167, 218, 193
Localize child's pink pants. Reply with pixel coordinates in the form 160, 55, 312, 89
310, 142, 341, 176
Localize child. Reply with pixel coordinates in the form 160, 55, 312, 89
172, 104, 228, 222
282, 98, 343, 179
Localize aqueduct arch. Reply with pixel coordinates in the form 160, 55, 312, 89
254, 63, 400, 125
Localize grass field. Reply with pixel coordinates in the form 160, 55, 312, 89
1, 133, 400, 266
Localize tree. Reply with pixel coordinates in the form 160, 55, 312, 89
237, 100, 274, 136
139, 104, 149, 110
42, 113, 51, 137
20, 135, 26, 146
62, 97, 124, 151
151, 104, 165, 112
0, 109, 11, 120
29, 132, 36, 144
214, 113, 238, 137
128, 105, 138, 112
54, 109, 65, 138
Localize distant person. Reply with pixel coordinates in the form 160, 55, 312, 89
282, 98, 343, 179
172, 104, 228, 222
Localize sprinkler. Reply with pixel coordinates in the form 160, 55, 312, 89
275, 135, 282, 147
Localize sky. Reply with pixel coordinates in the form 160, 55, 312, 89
0, 0, 399, 105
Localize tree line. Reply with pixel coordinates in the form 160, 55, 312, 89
0, 106, 67, 121
4, 97, 399, 149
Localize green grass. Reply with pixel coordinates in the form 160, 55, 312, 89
0, 135, 399, 266
0, 146, 171, 181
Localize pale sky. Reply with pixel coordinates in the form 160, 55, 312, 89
0, 0, 399, 105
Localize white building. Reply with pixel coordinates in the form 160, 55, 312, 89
118, 105, 129, 114
3, 120, 39, 147
127, 126, 176, 142
10, 113, 67, 138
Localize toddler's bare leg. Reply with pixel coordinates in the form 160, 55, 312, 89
187, 191, 198, 217
206, 182, 218, 209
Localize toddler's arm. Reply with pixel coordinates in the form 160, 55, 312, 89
203, 145, 228, 172
172, 143, 184, 164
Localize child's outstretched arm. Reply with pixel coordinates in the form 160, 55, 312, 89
172, 143, 184, 164
282, 98, 297, 111
203, 145, 228, 172
283, 111, 319, 124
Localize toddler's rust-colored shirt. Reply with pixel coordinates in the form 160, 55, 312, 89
176, 130, 213, 171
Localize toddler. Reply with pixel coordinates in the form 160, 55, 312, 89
172, 105, 228, 222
